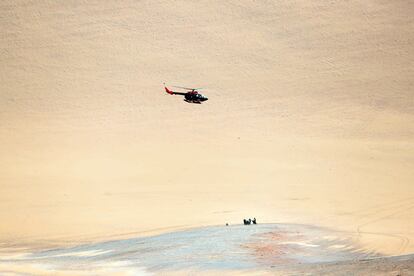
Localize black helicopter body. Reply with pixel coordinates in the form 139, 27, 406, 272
164, 84, 208, 104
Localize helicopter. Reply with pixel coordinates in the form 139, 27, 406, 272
164, 84, 208, 104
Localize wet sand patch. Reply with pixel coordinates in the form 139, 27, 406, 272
0, 223, 382, 274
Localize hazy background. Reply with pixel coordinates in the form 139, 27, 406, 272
1, 0, 413, 255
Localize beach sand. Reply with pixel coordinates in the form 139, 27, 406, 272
1, 224, 413, 275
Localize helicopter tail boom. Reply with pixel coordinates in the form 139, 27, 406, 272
164, 85, 187, 96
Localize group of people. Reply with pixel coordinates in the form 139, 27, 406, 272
243, 218, 257, 225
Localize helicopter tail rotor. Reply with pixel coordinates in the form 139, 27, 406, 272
164, 83, 174, 95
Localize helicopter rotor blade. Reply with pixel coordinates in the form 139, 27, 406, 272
173, 86, 203, 91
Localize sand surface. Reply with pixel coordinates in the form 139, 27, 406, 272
1, 0, 414, 267
0, 224, 394, 274
0, 224, 413, 275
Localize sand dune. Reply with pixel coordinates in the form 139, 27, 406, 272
0, 224, 387, 274
1, 0, 413, 264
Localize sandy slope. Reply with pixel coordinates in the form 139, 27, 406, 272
0, 224, 413, 275
1, 0, 413, 258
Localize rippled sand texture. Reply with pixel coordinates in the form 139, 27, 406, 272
1, 0, 413, 261
0, 224, 381, 275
